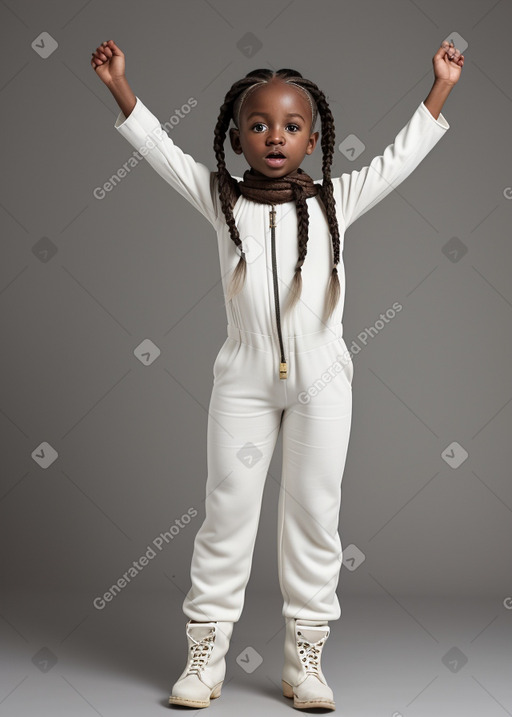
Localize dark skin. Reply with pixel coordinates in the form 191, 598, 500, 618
91, 40, 463, 180
229, 78, 319, 179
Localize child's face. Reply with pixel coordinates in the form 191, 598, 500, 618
229, 79, 319, 178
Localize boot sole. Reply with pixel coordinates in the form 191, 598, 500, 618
282, 679, 335, 711
168, 682, 222, 708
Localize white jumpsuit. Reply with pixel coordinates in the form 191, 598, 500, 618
114, 97, 449, 623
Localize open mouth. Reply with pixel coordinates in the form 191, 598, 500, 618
265, 150, 287, 166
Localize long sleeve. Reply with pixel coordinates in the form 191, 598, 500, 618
333, 101, 450, 230
114, 96, 219, 227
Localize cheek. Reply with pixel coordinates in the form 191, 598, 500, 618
243, 137, 261, 153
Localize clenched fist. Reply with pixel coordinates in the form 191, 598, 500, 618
91, 40, 126, 87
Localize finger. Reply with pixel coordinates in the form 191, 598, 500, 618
434, 44, 448, 61
104, 39, 121, 54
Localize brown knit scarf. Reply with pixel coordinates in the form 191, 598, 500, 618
237, 166, 319, 204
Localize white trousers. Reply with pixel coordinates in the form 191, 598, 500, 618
182, 324, 353, 623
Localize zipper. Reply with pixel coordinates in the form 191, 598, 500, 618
269, 203, 288, 379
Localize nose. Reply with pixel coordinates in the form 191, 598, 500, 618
266, 126, 285, 146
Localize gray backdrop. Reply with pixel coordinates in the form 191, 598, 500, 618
1, 1, 511, 715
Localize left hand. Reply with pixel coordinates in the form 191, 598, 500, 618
433, 40, 464, 85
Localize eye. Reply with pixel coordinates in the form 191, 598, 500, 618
250, 122, 301, 133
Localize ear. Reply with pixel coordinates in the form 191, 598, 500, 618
305, 130, 320, 156
229, 127, 243, 155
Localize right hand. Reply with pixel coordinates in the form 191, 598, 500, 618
91, 40, 125, 86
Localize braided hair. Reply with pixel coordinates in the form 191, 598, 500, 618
213, 68, 341, 323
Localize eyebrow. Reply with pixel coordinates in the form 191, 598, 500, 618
246, 111, 306, 122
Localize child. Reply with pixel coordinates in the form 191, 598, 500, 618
91, 38, 463, 711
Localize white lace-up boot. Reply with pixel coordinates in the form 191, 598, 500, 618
168, 620, 234, 708
282, 618, 336, 710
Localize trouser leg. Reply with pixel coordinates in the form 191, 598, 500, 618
277, 347, 353, 622
183, 356, 283, 623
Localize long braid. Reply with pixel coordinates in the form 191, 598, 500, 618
285, 180, 310, 313
213, 76, 266, 304
213, 69, 341, 321
294, 78, 341, 321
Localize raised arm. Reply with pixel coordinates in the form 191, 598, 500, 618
91, 40, 136, 116
333, 40, 464, 231
333, 95, 450, 230
91, 40, 219, 227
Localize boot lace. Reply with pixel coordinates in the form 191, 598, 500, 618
296, 630, 326, 677
186, 628, 216, 675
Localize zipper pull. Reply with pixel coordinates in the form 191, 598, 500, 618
269, 205, 276, 229
280, 361, 288, 379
